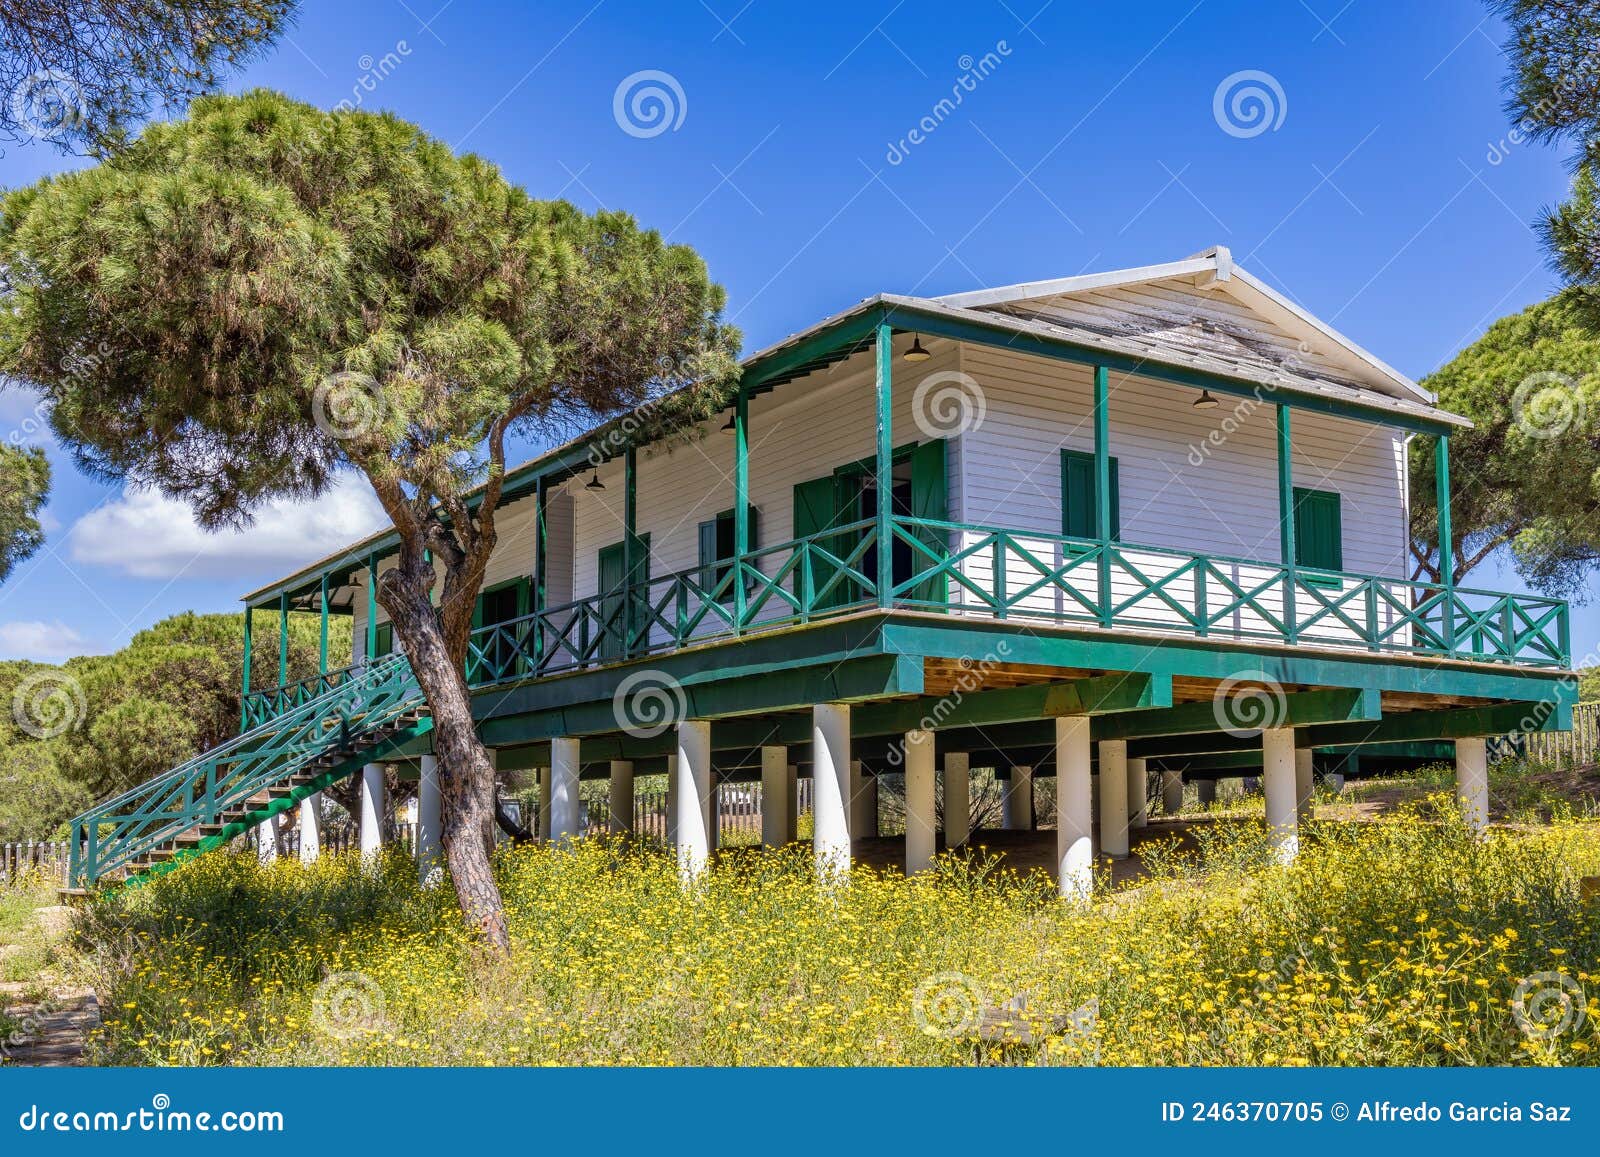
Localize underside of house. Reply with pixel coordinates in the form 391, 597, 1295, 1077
67, 247, 1577, 896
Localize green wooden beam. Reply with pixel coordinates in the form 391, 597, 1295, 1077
1093, 363, 1112, 627
318, 572, 330, 676
240, 606, 253, 730
1093, 687, 1381, 741
1304, 700, 1573, 748
853, 671, 1170, 736
1128, 731, 1262, 759
365, 553, 378, 661
733, 379, 750, 626
277, 591, 290, 687
1149, 751, 1264, 774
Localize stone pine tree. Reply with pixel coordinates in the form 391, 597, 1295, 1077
0, 445, 49, 583
1409, 291, 1600, 600
1, 0, 297, 151
0, 90, 739, 950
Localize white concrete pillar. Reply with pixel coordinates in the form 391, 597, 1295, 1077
760, 746, 790, 848
1294, 746, 1315, 824
1098, 740, 1129, 859
943, 752, 970, 847
785, 764, 799, 843
417, 754, 442, 881
1003, 766, 1034, 830
904, 730, 936, 874
298, 793, 322, 865
256, 814, 279, 864
675, 720, 713, 879
1262, 727, 1298, 863
1197, 778, 1217, 807
1056, 716, 1093, 902
1456, 736, 1489, 834
850, 761, 876, 839
1127, 757, 1148, 829
812, 703, 852, 877
664, 754, 678, 844
609, 760, 634, 834
1161, 769, 1184, 816
537, 764, 552, 842
550, 738, 582, 843
360, 763, 386, 858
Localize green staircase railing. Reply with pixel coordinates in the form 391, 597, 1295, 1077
67, 654, 428, 889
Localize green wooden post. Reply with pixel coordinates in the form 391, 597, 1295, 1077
240, 605, 253, 729
1436, 433, 1456, 654
1278, 404, 1298, 644
1093, 364, 1113, 627
875, 322, 894, 607
733, 380, 750, 629
318, 572, 329, 678
366, 554, 378, 662
277, 592, 289, 687
534, 474, 548, 669
624, 446, 638, 655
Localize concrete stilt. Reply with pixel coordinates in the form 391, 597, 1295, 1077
675, 721, 713, 879
1262, 727, 1298, 863
1056, 716, 1093, 902
1294, 746, 1315, 824
813, 703, 852, 877
1003, 766, 1034, 830
1161, 770, 1184, 816
1127, 757, 1148, 829
298, 793, 322, 865
943, 752, 970, 847
537, 765, 552, 842
417, 754, 442, 881
256, 815, 279, 864
360, 763, 386, 858
904, 730, 936, 874
1099, 740, 1129, 859
609, 760, 634, 834
1456, 736, 1489, 834
550, 738, 582, 843
1197, 778, 1217, 807
760, 746, 790, 848
785, 765, 799, 844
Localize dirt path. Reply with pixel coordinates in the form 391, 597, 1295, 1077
1, 982, 99, 1066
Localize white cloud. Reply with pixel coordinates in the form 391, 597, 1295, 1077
0, 383, 54, 449
67, 477, 389, 581
0, 619, 97, 663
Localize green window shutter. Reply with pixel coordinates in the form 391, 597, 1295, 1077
1061, 450, 1119, 541
374, 622, 393, 657
697, 518, 720, 593
1293, 487, 1343, 571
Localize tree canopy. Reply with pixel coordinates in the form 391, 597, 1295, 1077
1410, 291, 1600, 599
1, 0, 296, 151
0, 89, 739, 948
0, 444, 49, 583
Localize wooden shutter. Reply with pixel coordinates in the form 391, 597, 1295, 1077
697, 518, 720, 592
1061, 450, 1120, 540
1293, 488, 1343, 571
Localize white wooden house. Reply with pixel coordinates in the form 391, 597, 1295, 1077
68, 248, 1576, 895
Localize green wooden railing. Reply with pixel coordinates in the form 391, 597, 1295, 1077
241, 665, 363, 729
242, 515, 1572, 728
70, 654, 426, 888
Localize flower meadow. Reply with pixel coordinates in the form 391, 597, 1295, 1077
75, 799, 1600, 1067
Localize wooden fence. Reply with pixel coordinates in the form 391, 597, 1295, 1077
1520, 701, 1600, 768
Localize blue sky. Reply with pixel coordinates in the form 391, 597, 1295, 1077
0, 0, 1594, 661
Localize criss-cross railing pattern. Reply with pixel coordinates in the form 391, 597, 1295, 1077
243, 516, 1572, 726
71, 654, 425, 887
240, 665, 363, 729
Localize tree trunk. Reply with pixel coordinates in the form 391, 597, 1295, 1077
380, 573, 511, 954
